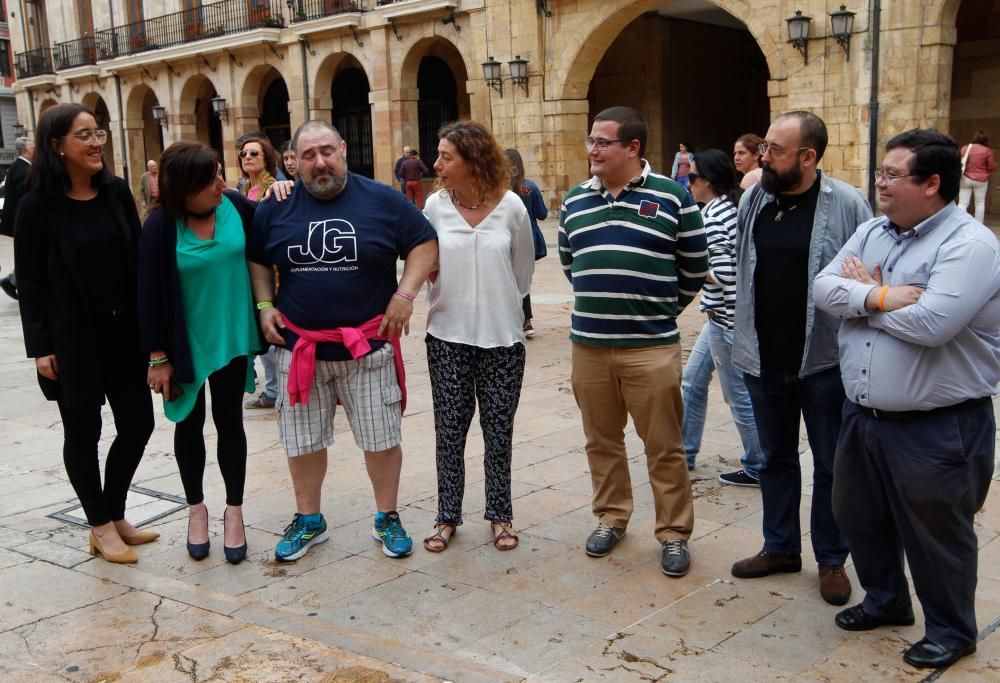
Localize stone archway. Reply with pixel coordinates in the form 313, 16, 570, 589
398, 38, 471, 174
948, 0, 1000, 219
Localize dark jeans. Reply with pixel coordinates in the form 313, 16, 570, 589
833, 399, 995, 649
426, 334, 525, 524
174, 356, 249, 506
56, 328, 154, 526
743, 365, 848, 565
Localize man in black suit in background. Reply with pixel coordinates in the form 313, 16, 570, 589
0, 136, 35, 300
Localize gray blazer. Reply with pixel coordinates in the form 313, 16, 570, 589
731, 172, 873, 378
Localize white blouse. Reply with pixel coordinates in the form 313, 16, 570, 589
423, 189, 535, 348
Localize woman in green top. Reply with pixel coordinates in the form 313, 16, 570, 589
138, 142, 261, 564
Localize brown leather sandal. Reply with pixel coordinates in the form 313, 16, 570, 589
423, 523, 456, 553
491, 521, 519, 551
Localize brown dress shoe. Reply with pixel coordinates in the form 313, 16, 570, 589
818, 564, 852, 605
731, 548, 802, 578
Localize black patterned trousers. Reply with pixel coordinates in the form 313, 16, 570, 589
426, 334, 526, 525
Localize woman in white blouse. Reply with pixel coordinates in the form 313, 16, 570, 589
421, 121, 534, 553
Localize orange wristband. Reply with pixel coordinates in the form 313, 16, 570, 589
877, 286, 889, 312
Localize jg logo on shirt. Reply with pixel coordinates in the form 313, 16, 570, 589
288, 219, 359, 272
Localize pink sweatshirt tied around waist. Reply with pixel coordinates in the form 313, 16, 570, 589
280, 315, 406, 412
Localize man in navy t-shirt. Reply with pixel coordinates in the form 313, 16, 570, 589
248, 120, 437, 562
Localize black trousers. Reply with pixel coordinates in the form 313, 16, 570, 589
833, 399, 995, 649
426, 335, 525, 524
56, 332, 154, 526
173, 356, 249, 506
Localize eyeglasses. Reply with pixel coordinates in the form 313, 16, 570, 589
873, 169, 914, 184
584, 137, 630, 150
66, 129, 107, 145
239, 149, 261, 159
757, 143, 809, 158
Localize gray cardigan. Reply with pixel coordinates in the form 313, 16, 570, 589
732, 172, 872, 378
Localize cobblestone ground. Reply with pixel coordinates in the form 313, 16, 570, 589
0, 220, 997, 682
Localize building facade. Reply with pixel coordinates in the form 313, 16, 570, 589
6, 0, 998, 213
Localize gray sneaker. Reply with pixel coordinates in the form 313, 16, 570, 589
661, 539, 691, 577
585, 522, 625, 557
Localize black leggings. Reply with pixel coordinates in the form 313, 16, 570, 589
57, 349, 155, 526
173, 356, 248, 506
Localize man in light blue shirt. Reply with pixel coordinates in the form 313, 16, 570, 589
814, 128, 999, 670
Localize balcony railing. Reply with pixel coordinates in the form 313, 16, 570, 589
94, 0, 289, 60
14, 47, 55, 78
54, 36, 100, 70
288, 0, 364, 22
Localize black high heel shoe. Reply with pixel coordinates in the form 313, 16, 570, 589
187, 504, 210, 561
223, 507, 248, 565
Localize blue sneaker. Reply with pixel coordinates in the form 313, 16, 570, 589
371, 511, 413, 558
274, 513, 328, 562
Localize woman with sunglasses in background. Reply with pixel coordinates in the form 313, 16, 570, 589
15, 103, 156, 564
238, 135, 278, 202
139, 142, 262, 564
680, 149, 764, 488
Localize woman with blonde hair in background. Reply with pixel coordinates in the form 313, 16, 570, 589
422, 121, 534, 552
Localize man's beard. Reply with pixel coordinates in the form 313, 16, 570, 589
304, 166, 348, 200
761, 160, 803, 194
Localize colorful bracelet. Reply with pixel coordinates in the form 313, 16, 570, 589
394, 289, 416, 302
256, 300, 274, 310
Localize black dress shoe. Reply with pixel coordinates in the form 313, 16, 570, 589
835, 604, 915, 631
903, 638, 976, 669
223, 508, 248, 565
0, 276, 17, 301
585, 523, 625, 557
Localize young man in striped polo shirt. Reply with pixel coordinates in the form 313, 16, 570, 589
559, 106, 708, 577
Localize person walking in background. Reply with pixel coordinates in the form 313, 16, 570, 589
138, 159, 159, 220
815, 128, 998, 669
729, 111, 872, 606
671, 142, 693, 191
505, 148, 548, 338
280, 141, 299, 181
680, 149, 764, 488
561, 106, 706, 577
421, 123, 534, 553
958, 130, 995, 223
15, 103, 156, 564
734, 133, 764, 189
394, 144, 412, 193
400, 149, 429, 209
138, 142, 263, 565
0, 135, 34, 300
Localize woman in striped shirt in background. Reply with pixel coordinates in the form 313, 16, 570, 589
680, 149, 764, 488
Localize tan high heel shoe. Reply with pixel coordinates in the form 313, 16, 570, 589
88, 530, 138, 564
118, 528, 160, 545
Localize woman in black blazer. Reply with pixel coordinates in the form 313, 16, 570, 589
15, 103, 156, 564
138, 142, 261, 564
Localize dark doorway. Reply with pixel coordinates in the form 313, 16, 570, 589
261, 77, 291, 150
417, 56, 458, 175
332, 67, 374, 179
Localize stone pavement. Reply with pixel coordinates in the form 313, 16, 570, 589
0, 223, 997, 682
